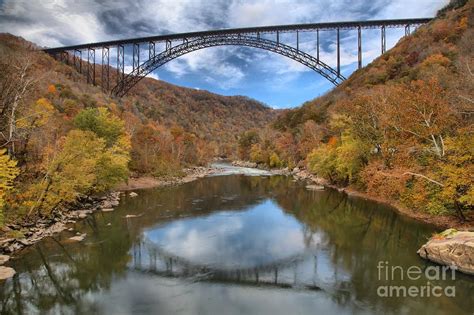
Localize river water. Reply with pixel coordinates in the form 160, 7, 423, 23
0, 169, 473, 314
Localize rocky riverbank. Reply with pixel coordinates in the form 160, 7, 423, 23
115, 166, 217, 190
0, 166, 219, 257
297, 166, 472, 229
0, 192, 122, 255
418, 229, 474, 275
234, 161, 473, 230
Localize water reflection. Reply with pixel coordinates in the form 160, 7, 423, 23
143, 200, 316, 268
0, 175, 473, 315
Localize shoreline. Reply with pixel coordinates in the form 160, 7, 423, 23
1, 163, 471, 257
0, 166, 220, 256
290, 167, 473, 231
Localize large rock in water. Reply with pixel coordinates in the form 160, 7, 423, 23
418, 229, 474, 275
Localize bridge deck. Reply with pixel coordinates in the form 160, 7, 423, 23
43, 18, 432, 53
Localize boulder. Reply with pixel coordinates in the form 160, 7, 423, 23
129, 192, 138, 197
0, 255, 10, 265
418, 229, 474, 275
0, 266, 15, 280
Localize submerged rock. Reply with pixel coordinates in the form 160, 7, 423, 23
0, 266, 15, 280
124, 214, 143, 219
69, 233, 87, 242
129, 192, 138, 197
418, 229, 474, 275
306, 185, 325, 191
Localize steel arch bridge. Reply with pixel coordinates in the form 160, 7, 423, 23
43, 18, 432, 97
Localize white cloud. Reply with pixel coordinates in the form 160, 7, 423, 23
0, 0, 449, 97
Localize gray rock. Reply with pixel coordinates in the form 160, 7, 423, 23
418, 229, 474, 275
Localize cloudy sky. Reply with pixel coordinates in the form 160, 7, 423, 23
0, 0, 447, 108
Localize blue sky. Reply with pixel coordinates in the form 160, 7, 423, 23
0, 0, 447, 108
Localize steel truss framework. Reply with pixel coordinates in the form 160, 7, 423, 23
114, 35, 346, 97
44, 18, 432, 97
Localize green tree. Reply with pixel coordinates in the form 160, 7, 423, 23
73, 107, 125, 146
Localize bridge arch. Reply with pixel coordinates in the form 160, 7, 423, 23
112, 34, 346, 97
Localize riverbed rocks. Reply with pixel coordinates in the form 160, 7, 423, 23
69, 233, 87, 242
0, 255, 10, 265
129, 192, 138, 197
306, 184, 325, 191
124, 214, 143, 219
99, 192, 121, 208
0, 254, 14, 280
0, 266, 15, 280
231, 160, 257, 168
0, 191, 122, 254
418, 229, 474, 275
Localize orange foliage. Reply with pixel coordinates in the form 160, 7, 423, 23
47, 84, 57, 94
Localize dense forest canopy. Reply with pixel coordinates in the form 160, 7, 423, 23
0, 33, 275, 226
238, 0, 473, 221
0, 0, 472, 230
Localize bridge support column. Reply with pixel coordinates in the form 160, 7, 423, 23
117, 44, 125, 88
87, 48, 95, 85
336, 28, 340, 76
316, 29, 320, 61
74, 49, 82, 74
61, 51, 69, 65
405, 24, 411, 36
296, 30, 299, 51
277, 31, 279, 46
149, 41, 155, 59
133, 43, 140, 71
381, 25, 386, 54
358, 26, 362, 69
166, 40, 172, 51
101, 47, 109, 91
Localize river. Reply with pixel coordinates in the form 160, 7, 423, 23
0, 167, 473, 314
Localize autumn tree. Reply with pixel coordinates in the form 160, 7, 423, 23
0, 149, 19, 225
0, 53, 37, 156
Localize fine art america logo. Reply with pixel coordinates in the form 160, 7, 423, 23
377, 261, 456, 298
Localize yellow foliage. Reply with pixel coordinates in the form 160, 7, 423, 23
421, 53, 451, 68
0, 149, 20, 225
456, 16, 468, 32
17, 98, 55, 130
269, 152, 283, 168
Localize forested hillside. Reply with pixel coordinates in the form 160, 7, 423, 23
0, 33, 275, 225
239, 0, 473, 221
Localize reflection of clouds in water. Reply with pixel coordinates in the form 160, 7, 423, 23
144, 200, 319, 268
